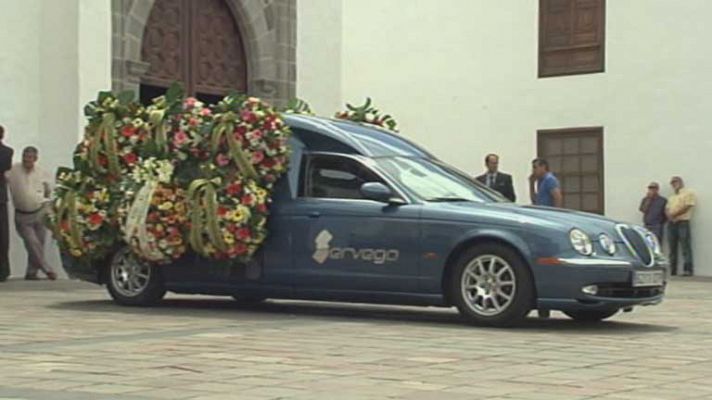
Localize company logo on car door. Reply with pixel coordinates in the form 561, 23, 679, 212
312, 229, 400, 265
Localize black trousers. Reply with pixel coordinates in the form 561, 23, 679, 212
669, 221, 693, 274
0, 202, 9, 281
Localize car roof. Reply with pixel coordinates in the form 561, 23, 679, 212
283, 114, 436, 159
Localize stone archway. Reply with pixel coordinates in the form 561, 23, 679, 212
111, 0, 295, 106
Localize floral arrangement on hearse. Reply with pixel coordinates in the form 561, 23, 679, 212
48, 84, 291, 265
49, 86, 399, 266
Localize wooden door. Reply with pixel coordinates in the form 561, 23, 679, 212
537, 127, 604, 214
140, 0, 248, 104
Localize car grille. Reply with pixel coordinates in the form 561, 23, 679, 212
595, 283, 664, 298
617, 225, 653, 266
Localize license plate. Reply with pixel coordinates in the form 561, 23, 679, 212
633, 270, 664, 287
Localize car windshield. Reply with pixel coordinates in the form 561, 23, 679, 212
372, 157, 509, 203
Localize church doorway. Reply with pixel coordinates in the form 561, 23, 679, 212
139, 0, 248, 104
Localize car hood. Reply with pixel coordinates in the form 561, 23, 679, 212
428, 201, 622, 235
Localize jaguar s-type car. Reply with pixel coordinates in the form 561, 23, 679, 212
63, 114, 667, 327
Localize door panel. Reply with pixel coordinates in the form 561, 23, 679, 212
289, 199, 422, 293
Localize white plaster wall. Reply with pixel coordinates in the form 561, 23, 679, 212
299, 0, 712, 275
0, 0, 111, 279
296, 0, 343, 115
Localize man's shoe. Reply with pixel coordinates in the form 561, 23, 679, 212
670, 270, 677, 276
46, 271, 58, 281
683, 271, 693, 277
24, 275, 39, 281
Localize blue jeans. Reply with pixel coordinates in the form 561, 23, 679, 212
668, 221, 693, 275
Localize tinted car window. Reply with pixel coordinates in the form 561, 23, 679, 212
302, 155, 384, 200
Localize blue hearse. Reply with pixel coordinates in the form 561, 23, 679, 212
64, 114, 667, 326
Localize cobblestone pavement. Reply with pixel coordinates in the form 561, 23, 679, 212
0, 278, 711, 400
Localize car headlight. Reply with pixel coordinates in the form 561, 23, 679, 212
640, 229, 662, 255
570, 229, 593, 256
598, 233, 616, 255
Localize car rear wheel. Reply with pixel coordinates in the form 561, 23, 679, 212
449, 244, 534, 327
107, 247, 166, 306
563, 309, 618, 322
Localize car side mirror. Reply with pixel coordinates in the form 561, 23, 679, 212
360, 182, 399, 204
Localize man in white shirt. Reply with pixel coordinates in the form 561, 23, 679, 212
6, 146, 56, 280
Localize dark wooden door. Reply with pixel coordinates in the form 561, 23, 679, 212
537, 127, 604, 214
140, 0, 248, 104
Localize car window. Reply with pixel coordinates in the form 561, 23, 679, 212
302, 155, 385, 200
374, 157, 507, 203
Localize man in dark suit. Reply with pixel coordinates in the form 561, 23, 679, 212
476, 153, 516, 202
0, 125, 14, 282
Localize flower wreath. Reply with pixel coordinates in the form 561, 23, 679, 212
187, 174, 269, 261
119, 158, 188, 264
208, 95, 291, 188
334, 97, 399, 132
49, 168, 120, 260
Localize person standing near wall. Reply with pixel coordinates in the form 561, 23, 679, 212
476, 154, 516, 202
666, 176, 696, 277
0, 125, 13, 282
639, 182, 667, 242
529, 158, 562, 208
6, 146, 56, 280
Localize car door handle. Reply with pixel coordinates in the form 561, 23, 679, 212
308, 211, 321, 218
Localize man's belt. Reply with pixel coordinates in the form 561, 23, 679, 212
15, 206, 44, 215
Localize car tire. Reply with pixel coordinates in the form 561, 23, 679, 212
106, 247, 166, 306
448, 243, 534, 327
231, 295, 267, 305
563, 309, 618, 322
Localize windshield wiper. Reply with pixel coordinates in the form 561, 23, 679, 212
425, 197, 475, 203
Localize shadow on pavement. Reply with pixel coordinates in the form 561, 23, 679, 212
49, 296, 678, 334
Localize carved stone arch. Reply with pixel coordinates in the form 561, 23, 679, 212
112, 0, 295, 106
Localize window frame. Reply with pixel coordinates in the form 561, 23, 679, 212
298, 153, 409, 203
537, 126, 605, 214
538, 0, 606, 78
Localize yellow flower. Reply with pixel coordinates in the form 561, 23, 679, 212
223, 232, 235, 245
158, 201, 174, 211
70, 248, 83, 257
232, 206, 251, 223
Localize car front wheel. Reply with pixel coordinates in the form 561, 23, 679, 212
107, 247, 166, 306
563, 309, 619, 322
449, 244, 534, 327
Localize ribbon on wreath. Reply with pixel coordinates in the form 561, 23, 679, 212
123, 180, 165, 262
53, 190, 83, 253
88, 112, 121, 176
147, 96, 170, 155
187, 178, 227, 256
210, 111, 259, 180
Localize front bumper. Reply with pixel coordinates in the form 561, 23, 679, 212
533, 257, 666, 311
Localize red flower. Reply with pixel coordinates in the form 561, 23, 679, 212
240, 110, 258, 124
217, 206, 229, 217
98, 155, 108, 167
256, 204, 267, 213
88, 213, 104, 226
226, 183, 242, 196
251, 151, 265, 164
173, 131, 189, 147
235, 243, 248, 254
236, 227, 251, 240
123, 152, 138, 165
234, 125, 248, 137
189, 117, 200, 127
184, 97, 197, 109
241, 194, 254, 206
121, 126, 137, 137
